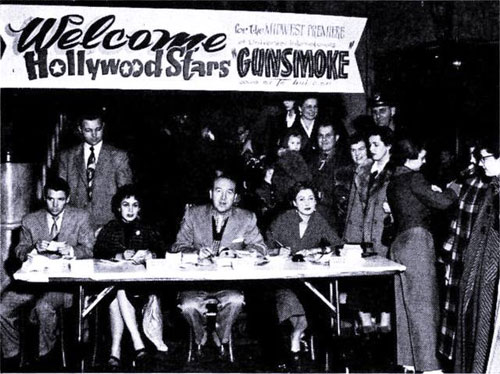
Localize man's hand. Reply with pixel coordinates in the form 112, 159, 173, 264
35, 240, 51, 253
57, 244, 75, 258
198, 246, 214, 260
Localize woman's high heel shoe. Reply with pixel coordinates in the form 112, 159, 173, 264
106, 356, 121, 372
133, 348, 148, 368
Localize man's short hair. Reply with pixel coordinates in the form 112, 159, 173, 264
44, 177, 70, 197
367, 126, 394, 147
111, 184, 143, 218
317, 122, 340, 138
77, 108, 105, 127
348, 132, 367, 147
212, 174, 239, 193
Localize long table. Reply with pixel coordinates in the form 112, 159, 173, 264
14, 254, 405, 372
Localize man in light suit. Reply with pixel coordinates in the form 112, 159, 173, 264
0, 177, 95, 369
57, 110, 132, 231
172, 174, 267, 360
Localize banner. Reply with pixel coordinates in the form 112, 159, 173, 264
0, 5, 366, 92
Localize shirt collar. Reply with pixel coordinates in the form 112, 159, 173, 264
300, 118, 315, 138
371, 157, 389, 174
210, 206, 233, 221
46, 210, 65, 228
84, 141, 103, 154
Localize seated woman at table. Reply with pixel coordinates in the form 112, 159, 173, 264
266, 182, 341, 364
94, 185, 168, 370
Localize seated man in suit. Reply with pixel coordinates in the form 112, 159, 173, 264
171, 174, 267, 360
0, 177, 95, 369
57, 109, 132, 232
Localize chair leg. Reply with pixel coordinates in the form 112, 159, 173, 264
58, 308, 67, 368
228, 332, 234, 363
187, 327, 193, 363
19, 307, 27, 368
91, 308, 100, 368
310, 334, 315, 361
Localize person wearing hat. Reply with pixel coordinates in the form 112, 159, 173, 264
370, 92, 397, 132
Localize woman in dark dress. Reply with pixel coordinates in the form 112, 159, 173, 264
266, 182, 341, 363
387, 139, 457, 372
94, 185, 168, 370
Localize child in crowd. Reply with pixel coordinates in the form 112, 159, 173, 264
272, 130, 312, 207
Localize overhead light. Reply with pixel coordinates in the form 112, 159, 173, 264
452, 60, 462, 67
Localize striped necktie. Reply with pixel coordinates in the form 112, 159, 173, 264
86, 146, 96, 200
50, 216, 59, 240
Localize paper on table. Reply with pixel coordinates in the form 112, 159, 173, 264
14, 271, 49, 282
47, 241, 65, 252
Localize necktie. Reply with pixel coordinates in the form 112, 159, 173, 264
318, 154, 328, 170
86, 146, 96, 200
50, 216, 59, 240
215, 216, 223, 233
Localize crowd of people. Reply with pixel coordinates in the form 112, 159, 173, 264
0, 93, 499, 374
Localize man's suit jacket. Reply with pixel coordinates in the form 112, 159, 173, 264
15, 206, 95, 262
171, 205, 267, 255
57, 143, 132, 229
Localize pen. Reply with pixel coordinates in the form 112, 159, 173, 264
274, 239, 285, 248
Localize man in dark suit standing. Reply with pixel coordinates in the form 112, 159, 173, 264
57, 110, 132, 232
0, 177, 95, 369
308, 123, 351, 233
172, 174, 267, 360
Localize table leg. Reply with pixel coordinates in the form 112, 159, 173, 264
334, 280, 341, 337
77, 284, 85, 373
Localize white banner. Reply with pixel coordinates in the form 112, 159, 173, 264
0, 5, 366, 93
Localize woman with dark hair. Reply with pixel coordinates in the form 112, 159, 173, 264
387, 138, 457, 373
94, 185, 168, 370
266, 182, 341, 367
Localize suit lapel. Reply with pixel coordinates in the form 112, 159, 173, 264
58, 208, 72, 239
36, 211, 49, 238
75, 145, 86, 184
95, 144, 111, 182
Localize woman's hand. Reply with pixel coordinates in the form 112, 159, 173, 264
431, 184, 443, 193
132, 249, 152, 265
278, 247, 292, 257
123, 249, 135, 260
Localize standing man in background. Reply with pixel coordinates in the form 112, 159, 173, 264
370, 92, 398, 133
57, 110, 132, 232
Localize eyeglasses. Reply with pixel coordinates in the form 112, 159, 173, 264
479, 154, 495, 164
